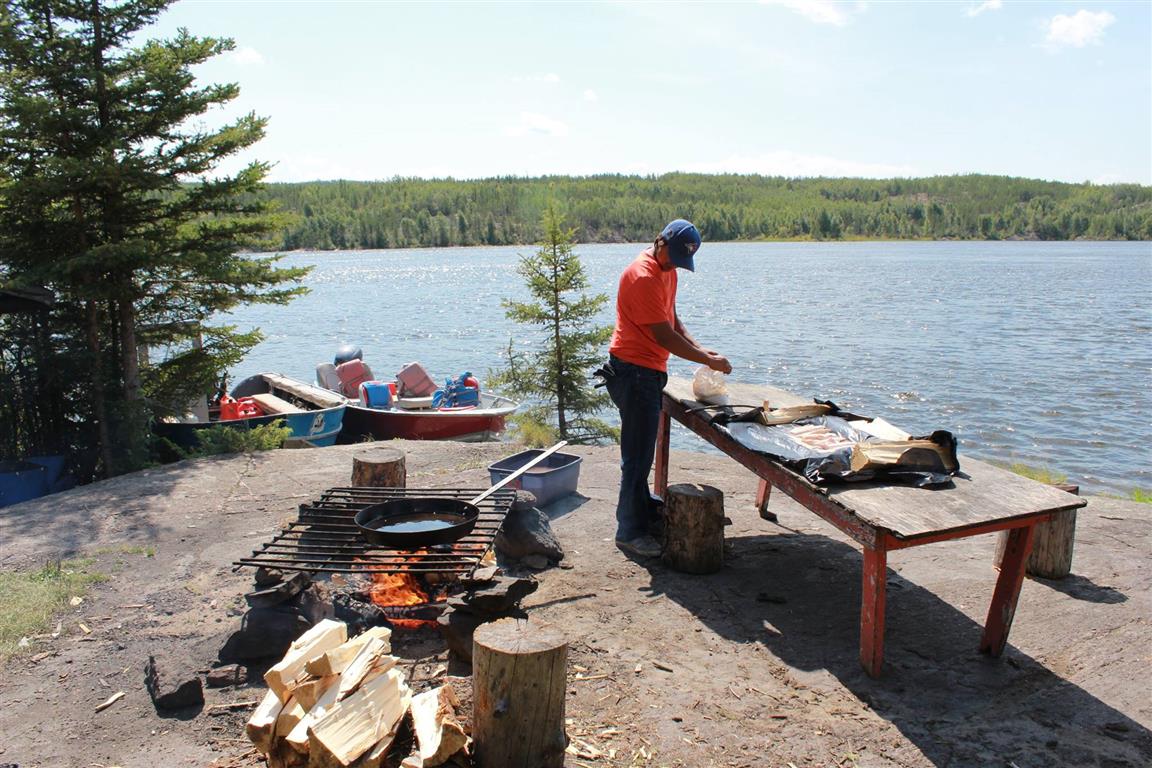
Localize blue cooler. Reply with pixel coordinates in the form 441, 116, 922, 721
359, 381, 392, 409
488, 449, 582, 507
0, 460, 49, 508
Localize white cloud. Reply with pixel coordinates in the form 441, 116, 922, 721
512, 73, 561, 84
760, 0, 865, 27
230, 46, 265, 66
583, 89, 598, 102
1046, 9, 1116, 48
504, 112, 570, 138
680, 151, 918, 179
965, 0, 1002, 18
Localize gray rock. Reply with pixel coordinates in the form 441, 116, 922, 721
495, 505, 564, 561
253, 567, 285, 587
145, 655, 204, 710
447, 576, 538, 616
511, 490, 538, 511
244, 571, 311, 608
205, 663, 247, 688
219, 607, 311, 661
522, 554, 550, 570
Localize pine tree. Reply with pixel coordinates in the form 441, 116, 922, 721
0, 0, 307, 477
489, 200, 616, 445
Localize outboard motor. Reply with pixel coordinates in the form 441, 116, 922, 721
334, 345, 363, 366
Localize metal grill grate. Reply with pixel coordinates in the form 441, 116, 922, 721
234, 487, 515, 575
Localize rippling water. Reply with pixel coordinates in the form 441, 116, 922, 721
226, 241, 1151, 495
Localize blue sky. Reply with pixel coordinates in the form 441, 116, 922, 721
144, 1, 1152, 184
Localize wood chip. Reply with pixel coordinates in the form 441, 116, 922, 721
95, 691, 125, 712
652, 661, 674, 673
208, 700, 258, 710
78, 622, 91, 634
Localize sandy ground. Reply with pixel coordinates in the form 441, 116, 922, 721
0, 440, 1149, 768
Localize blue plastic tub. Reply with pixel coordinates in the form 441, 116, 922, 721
488, 449, 582, 507
0, 460, 49, 508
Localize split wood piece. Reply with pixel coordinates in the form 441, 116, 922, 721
271, 694, 307, 763
472, 618, 567, 768
661, 483, 725, 574
247, 688, 286, 753
334, 637, 393, 701
286, 669, 356, 756
305, 626, 393, 678
292, 673, 337, 712
286, 666, 394, 757
994, 484, 1079, 579
264, 619, 348, 701
410, 685, 468, 766
351, 447, 406, 488
308, 667, 411, 768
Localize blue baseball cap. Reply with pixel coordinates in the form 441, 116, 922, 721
660, 219, 701, 271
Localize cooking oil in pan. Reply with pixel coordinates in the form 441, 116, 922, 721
373, 514, 465, 534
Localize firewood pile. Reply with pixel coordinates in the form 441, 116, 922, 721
246, 619, 467, 768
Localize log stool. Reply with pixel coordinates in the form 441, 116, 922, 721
350, 447, 406, 488
995, 483, 1079, 578
662, 483, 725, 574
472, 618, 567, 768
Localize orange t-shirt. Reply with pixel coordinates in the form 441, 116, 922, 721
608, 249, 678, 372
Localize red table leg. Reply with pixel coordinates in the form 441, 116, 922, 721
654, 407, 671, 498
756, 477, 777, 521
860, 544, 888, 677
980, 523, 1037, 656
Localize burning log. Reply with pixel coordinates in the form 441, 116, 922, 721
264, 619, 348, 701
472, 618, 567, 768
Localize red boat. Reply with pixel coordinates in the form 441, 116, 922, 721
339, 392, 519, 442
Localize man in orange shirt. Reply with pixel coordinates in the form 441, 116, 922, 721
604, 219, 732, 557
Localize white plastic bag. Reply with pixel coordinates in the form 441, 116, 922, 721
692, 365, 730, 405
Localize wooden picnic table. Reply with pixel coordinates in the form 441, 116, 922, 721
654, 377, 1087, 678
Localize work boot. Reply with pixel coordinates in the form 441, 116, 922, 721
615, 535, 662, 558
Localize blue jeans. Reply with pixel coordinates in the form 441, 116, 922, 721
604, 356, 668, 542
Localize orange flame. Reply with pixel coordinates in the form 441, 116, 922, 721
369, 571, 429, 607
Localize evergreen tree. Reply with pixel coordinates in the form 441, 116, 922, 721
0, 0, 307, 477
489, 200, 616, 445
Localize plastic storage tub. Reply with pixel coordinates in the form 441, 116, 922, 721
488, 449, 582, 507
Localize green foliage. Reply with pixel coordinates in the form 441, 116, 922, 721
488, 200, 617, 444
998, 461, 1069, 486
0, 1, 308, 477
0, 558, 107, 660
253, 174, 1151, 250
184, 420, 292, 456
1130, 488, 1151, 505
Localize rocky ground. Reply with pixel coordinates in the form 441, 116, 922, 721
0, 439, 1148, 768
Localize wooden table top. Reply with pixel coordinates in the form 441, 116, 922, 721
664, 377, 1086, 542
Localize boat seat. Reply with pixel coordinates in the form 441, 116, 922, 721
395, 395, 435, 410
263, 373, 346, 409
248, 393, 305, 415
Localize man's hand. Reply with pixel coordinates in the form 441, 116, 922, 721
705, 352, 732, 375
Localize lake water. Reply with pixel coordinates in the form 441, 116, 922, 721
225, 241, 1152, 496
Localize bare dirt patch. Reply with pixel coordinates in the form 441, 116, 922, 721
0, 441, 1148, 767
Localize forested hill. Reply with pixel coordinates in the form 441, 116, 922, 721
257, 174, 1152, 251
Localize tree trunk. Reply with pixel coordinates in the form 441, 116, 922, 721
86, 300, 113, 476
662, 483, 725, 574
118, 297, 140, 403
351, 447, 406, 488
472, 618, 567, 768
